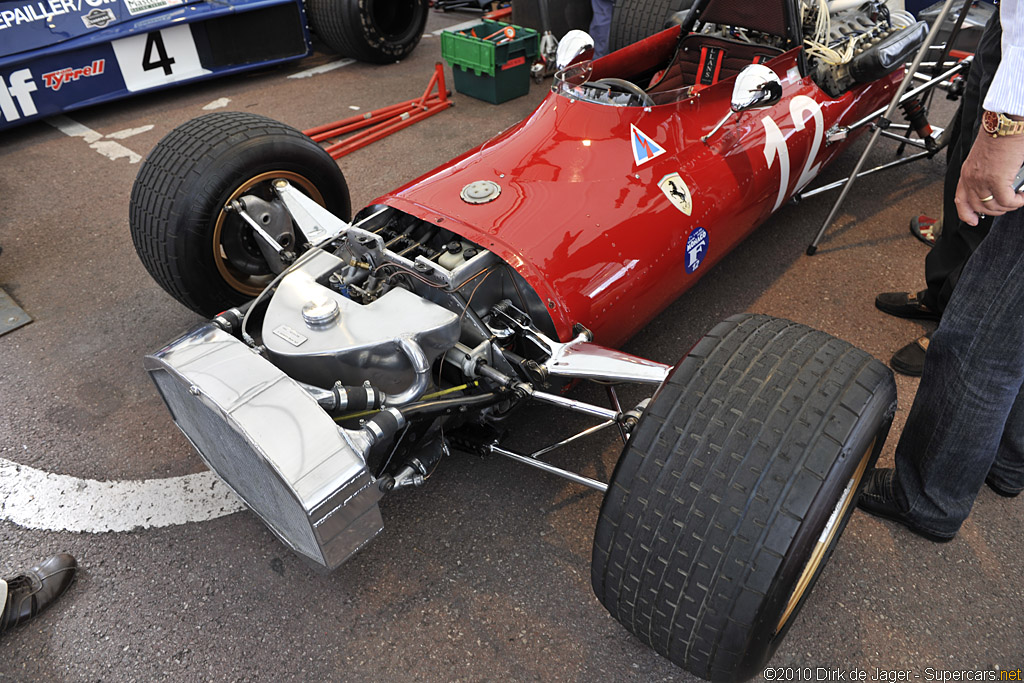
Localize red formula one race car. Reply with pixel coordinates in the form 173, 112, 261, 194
128, 1, 929, 679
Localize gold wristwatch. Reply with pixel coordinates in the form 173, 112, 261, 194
982, 110, 1024, 137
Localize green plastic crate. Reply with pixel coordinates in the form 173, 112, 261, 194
441, 20, 539, 104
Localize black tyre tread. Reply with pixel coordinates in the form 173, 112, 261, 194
592, 314, 895, 681
131, 112, 282, 308
129, 111, 349, 316
305, 0, 428, 64
609, 0, 688, 53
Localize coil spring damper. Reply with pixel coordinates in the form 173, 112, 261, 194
900, 96, 934, 148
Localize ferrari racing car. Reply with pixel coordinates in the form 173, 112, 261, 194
128, 0, 930, 678
0, 0, 428, 131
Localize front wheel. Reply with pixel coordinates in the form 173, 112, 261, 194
305, 0, 429, 64
129, 112, 350, 318
592, 314, 896, 682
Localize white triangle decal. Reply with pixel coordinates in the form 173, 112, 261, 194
630, 124, 666, 166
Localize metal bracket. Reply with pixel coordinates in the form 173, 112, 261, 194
273, 179, 354, 248
490, 302, 670, 385
0, 287, 31, 336
825, 126, 849, 145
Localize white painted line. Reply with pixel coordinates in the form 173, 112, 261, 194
106, 125, 154, 139
288, 58, 355, 79
202, 97, 231, 110
0, 457, 245, 533
48, 115, 101, 142
433, 19, 480, 36
46, 116, 142, 164
89, 141, 142, 163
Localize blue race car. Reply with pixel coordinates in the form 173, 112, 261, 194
0, 0, 428, 131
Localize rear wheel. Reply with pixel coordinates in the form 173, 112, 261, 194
129, 111, 350, 317
609, 0, 692, 53
592, 314, 896, 682
305, 0, 429, 64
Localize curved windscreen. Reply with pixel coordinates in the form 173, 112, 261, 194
551, 62, 695, 107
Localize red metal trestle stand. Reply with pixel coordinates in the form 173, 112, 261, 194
303, 62, 453, 160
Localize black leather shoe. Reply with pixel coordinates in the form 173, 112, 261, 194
857, 469, 955, 542
875, 290, 941, 321
1, 553, 77, 633
890, 332, 931, 377
985, 475, 1022, 498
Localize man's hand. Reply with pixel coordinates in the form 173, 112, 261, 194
955, 128, 1024, 225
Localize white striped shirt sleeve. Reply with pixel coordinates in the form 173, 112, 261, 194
983, 0, 1024, 116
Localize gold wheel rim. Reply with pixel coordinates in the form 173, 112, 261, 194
212, 171, 325, 296
776, 437, 876, 632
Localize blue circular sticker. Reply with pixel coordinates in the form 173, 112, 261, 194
685, 226, 708, 274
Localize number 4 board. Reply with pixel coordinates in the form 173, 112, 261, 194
111, 25, 210, 92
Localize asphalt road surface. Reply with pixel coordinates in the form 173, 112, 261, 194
2, 10, 1022, 682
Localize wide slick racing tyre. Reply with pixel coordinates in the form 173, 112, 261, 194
129, 112, 350, 318
609, 0, 691, 53
592, 314, 896, 681
305, 0, 428, 64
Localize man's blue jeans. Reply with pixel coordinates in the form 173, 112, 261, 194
893, 205, 1024, 536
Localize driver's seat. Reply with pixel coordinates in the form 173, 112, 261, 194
647, 0, 800, 93
649, 35, 781, 93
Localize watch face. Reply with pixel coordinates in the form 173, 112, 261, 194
983, 110, 999, 134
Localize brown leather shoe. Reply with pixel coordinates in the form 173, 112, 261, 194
0, 553, 77, 633
890, 332, 932, 377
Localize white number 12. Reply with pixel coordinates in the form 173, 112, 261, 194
761, 96, 824, 211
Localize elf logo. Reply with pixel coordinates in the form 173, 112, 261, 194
0, 69, 38, 123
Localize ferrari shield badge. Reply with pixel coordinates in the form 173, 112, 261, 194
659, 173, 692, 216
630, 124, 666, 166
685, 226, 708, 274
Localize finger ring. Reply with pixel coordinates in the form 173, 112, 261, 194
981, 195, 994, 202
